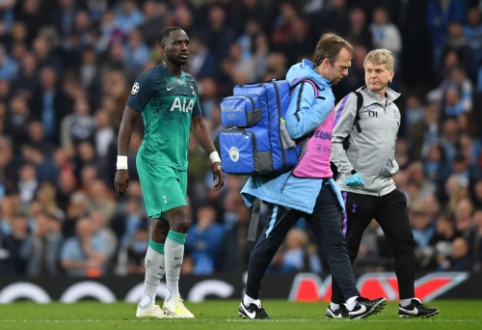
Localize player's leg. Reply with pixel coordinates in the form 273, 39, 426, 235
162, 169, 194, 318
136, 160, 169, 318
308, 183, 385, 319
329, 191, 375, 308
240, 204, 303, 319
140, 219, 169, 304
375, 189, 439, 318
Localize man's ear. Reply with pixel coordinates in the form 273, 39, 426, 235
322, 58, 330, 68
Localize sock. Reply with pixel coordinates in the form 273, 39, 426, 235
400, 298, 413, 307
330, 302, 340, 311
140, 242, 165, 308
346, 296, 359, 311
243, 294, 261, 307
165, 230, 186, 302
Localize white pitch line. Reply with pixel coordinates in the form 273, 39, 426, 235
0, 319, 479, 323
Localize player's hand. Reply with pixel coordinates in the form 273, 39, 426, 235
114, 169, 130, 196
212, 161, 224, 191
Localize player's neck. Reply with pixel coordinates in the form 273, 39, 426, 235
162, 61, 182, 77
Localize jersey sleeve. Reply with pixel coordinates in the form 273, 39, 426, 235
192, 81, 203, 116
125, 71, 157, 112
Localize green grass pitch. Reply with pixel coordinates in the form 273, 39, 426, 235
0, 300, 480, 330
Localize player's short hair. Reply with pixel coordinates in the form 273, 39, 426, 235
158, 27, 184, 46
364, 49, 395, 71
313, 33, 354, 67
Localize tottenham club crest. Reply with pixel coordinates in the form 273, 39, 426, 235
131, 82, 139, 95
229, 146, 239, 162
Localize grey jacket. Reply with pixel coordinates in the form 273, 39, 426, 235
331, 86, 401, 196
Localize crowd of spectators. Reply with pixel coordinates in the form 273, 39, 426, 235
0, 0, 482, 278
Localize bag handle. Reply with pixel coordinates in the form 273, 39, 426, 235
237, 78, 278, 87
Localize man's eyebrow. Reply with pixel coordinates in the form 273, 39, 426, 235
171, 38, 190, 42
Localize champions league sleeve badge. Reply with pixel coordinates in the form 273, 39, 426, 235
131, 82, 140, 95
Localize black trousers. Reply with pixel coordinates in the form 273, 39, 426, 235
245, 181, 359, 301
331, 188, 416, 304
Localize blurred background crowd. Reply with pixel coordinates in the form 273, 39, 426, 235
0, 0, 482, 278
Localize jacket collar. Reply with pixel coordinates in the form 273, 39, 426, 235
357, 85, 401, 105
294, 59, 331, 87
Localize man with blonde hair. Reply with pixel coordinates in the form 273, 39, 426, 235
330, 49, 439, 318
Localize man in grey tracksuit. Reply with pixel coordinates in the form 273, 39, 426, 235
329, 49, 439, 319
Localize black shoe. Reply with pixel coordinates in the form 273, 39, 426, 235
398, 298, 439, 318
349, 297, 387, 320
238, 301, 270, 319
325, 303, 349, 318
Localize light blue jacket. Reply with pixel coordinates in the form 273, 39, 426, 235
241, 60, 345, 213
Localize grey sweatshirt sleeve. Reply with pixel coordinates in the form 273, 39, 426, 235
331, 92, 358, 175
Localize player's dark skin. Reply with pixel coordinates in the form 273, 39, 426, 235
114, 29, 224, 241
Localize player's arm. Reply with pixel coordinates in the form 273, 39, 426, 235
331, 93, 359, 175
114, 107, 140, 196
115, 72, 155, 196
191, 114, 224, 191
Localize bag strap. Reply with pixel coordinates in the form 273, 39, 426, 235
333, 89, 365, 174
353, 91, 363, 133
290, 78, 320, 98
